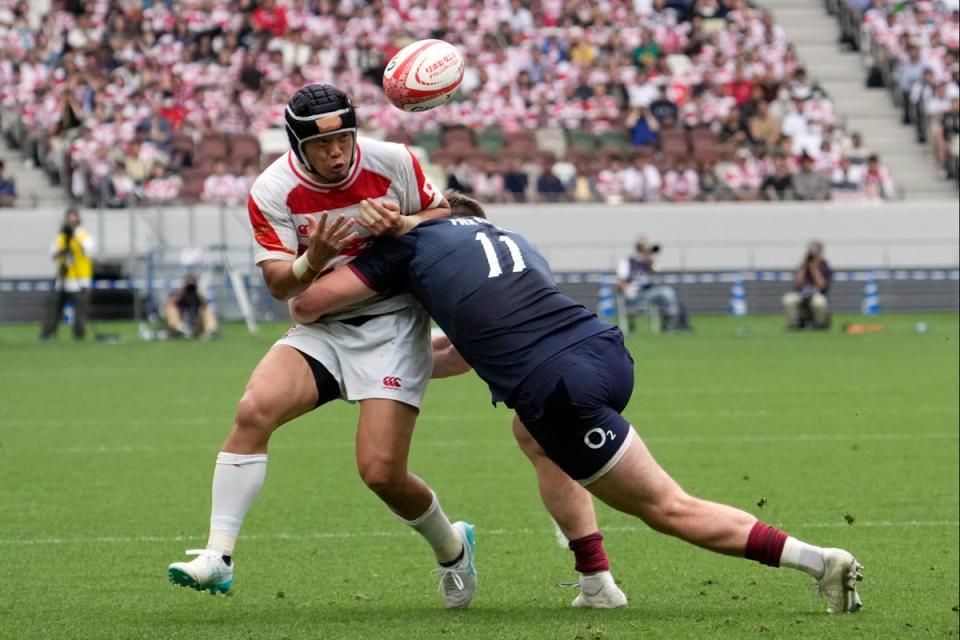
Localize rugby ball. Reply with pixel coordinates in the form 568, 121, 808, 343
383, 39, 464, 112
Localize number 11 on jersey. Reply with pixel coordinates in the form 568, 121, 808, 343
475, 231, 527, 278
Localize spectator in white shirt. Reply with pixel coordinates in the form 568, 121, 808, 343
662, 158, 700, 202
201, 160, 240, 204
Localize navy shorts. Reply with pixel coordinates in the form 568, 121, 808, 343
509, 328, 635, 484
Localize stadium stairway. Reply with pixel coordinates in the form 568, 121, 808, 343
0, 140, 69, 208
760, 0, 958, 200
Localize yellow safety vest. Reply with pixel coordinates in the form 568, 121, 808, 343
54, 228, 93, 286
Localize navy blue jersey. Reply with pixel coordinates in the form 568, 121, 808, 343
347, 217, 612, 403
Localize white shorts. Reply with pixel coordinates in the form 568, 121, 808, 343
276, 305, 432, 409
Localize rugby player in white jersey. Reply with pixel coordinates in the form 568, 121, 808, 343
167, 84, 627, 609
166, 84, 481, 606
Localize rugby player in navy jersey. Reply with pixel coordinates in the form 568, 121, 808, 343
290, 192, 864, 614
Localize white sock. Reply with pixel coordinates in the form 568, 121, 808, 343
206, 452, 268, 556
396, 491, 462, 564
780, 536, 825, 578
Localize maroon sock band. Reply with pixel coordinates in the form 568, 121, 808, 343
744, 521, 788, 567
568, 531, 611, 574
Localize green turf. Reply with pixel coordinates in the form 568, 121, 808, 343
0, 314, 957, 639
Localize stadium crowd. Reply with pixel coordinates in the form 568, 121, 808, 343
834, 0, 960, 183
0, 0, 912, 207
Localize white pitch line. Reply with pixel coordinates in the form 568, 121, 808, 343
0, 520, 956, 547
9, 430, 955, 456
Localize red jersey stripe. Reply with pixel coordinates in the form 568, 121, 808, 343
285, 169, 392, 213
248, 196, 294, 255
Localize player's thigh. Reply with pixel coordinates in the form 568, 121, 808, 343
355, 398, 419, 472
239, 345, 319, 428
586, 434, 685, 521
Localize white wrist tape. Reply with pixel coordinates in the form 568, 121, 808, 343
292, 253, 319, 282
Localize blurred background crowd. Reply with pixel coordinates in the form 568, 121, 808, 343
0, 0, 956, 208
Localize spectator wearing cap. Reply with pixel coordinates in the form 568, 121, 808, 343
0, 160, 16, 207
792, 152, 831, 201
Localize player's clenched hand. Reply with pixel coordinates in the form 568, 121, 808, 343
358, 199, 419, 237
304, 211, 357, 269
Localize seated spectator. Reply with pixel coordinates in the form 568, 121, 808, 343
662, 158, 701, 202
472, 159, 505, 203
597, 156, 627, 204
761, 154, 795, 200
616, 235, 690, 332
830, 155, 864, 192
696, 160, 722, 202
571, 159, 599, 203
234, 161, 261, 201
143, 165, 183, 204
0, 160, 16, 207
621, 154, 662, 202
782, 241, 832, 330
748, 100, 781, 148
862, 154, 896, 200
649, 86, 679, 128
792, 153, 831, 201
723, 148, 763, 200
845, 132, 871, 165
201, 160, 240, 204
105, 164, 137, 208
536, 157, 568, 202
502, 159, 529, 202
626, 106, 660, 148
164, 275, 219, 340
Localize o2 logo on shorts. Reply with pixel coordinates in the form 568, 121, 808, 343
584, 428, 617, 450
382, 376, 403, 390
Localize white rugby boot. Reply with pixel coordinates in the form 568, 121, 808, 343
168, 549, 234, 595
431, 521, 477, 609
817, 548, 863, 613
570, 571, 628, 608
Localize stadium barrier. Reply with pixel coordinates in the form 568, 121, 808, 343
1, 269, 956, 323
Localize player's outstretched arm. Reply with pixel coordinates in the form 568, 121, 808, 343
260, 212, 357, 300
288, 266, 376, 324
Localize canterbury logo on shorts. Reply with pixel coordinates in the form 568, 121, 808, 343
382, 376, 403, 389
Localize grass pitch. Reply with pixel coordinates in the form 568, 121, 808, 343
0, 314, 957, 640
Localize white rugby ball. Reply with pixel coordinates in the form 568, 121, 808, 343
383, 39, 464, 112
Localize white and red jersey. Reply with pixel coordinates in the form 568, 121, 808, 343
247, 136, 443, 317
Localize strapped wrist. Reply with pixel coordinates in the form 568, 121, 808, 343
292, 253, 322, 283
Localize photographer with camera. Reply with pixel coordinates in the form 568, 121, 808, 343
164, 275, 219, 340
39, 208, 95, 341
782, 241, 832, 330
616, 235, 690, 332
